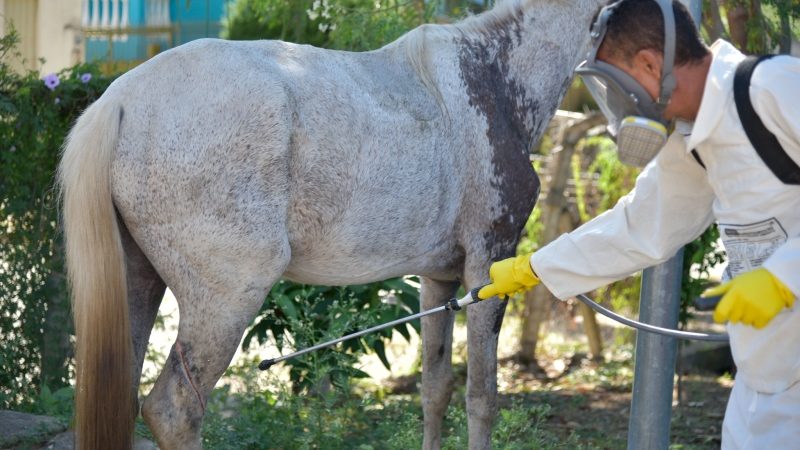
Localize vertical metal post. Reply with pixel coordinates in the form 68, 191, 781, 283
626, 250, 683, 450
627, 2, 700, 448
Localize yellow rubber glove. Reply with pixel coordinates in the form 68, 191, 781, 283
478, 254, 540, 300
704, 268, 795, 329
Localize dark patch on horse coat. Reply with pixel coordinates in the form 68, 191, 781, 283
457, 14, 541, 260
492, 302, 507, 334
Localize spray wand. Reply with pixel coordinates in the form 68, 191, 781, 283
258, 286, 727, 370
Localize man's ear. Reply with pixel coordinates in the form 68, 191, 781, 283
635, 49, 664, 79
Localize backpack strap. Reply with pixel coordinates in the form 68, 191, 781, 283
690, 148, 705, 169
734, 55, 800, 185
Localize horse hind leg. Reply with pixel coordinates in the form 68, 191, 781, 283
119, 218, 167, 415
141, 239, 290, 450
420, 277, 460, 450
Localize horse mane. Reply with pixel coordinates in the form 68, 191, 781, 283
447, 0, 527, 37
396, 0, 528, 116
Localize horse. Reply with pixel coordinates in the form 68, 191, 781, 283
58, 0, 604, 448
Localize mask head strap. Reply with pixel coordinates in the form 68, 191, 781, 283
587, 2, 617, 63
655, 0, 676, 109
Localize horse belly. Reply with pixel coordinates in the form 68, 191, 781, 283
284, 251, 459, 286
284, 202, 462, 285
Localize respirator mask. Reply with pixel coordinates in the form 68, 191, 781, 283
575, 0, 677, 167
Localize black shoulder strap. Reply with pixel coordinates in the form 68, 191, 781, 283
734, 55, 800, 185
690, 149, 705, 169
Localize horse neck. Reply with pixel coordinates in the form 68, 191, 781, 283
455, 0, 603, 143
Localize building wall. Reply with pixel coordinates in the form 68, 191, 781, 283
1, 0, 82, 74
84, 0, 229, 65
37, 0, 83, 74
2, 0, 38, 72
172, 0, 228, 46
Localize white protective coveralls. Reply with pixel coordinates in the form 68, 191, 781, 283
531, 40, 800, 449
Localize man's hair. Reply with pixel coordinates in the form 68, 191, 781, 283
600, 0, 709, 66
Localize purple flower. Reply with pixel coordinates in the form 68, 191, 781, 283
80, 73, 92, 84
43, 73, 60, 91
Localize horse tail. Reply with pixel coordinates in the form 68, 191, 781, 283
58, 97, 133, 450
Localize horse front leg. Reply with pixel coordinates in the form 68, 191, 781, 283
420, 277, 461, 450
464, 257, 507, 450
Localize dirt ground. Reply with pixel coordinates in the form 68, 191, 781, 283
379, 350, 732, 449
370, 306, 734, 450
499, 357, 731, 449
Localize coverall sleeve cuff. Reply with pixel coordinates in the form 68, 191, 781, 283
763, 237, 800, 298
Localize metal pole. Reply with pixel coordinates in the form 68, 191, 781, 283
626, 250, 683, 450
627, 3, 700, 448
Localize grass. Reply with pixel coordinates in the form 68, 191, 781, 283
122, 332, 730, 450
195, 386, 586, 450
18, 328, 731, 449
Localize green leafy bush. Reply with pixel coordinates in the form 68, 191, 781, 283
0, 29, 116, 409
223, 0, 432, 51
680, 224, 726, 324
244, 277, 420, 392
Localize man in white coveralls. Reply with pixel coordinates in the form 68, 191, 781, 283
478, 0, 800, 447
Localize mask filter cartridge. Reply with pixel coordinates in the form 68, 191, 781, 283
615, 116, 668, 167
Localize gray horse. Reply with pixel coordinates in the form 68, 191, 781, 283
58, 0, 604, 448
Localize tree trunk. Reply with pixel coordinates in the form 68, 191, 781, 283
748, 0, 767, 53
415, 0, 426, 24
777, 0, 792, 54
725, 0, 750, 52
579, 302, 603, 360
517, 113, 605, 364
519, 286, 551, 364
702, 0, 727, 43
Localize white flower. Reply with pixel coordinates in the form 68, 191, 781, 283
319, 23, 329, 32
